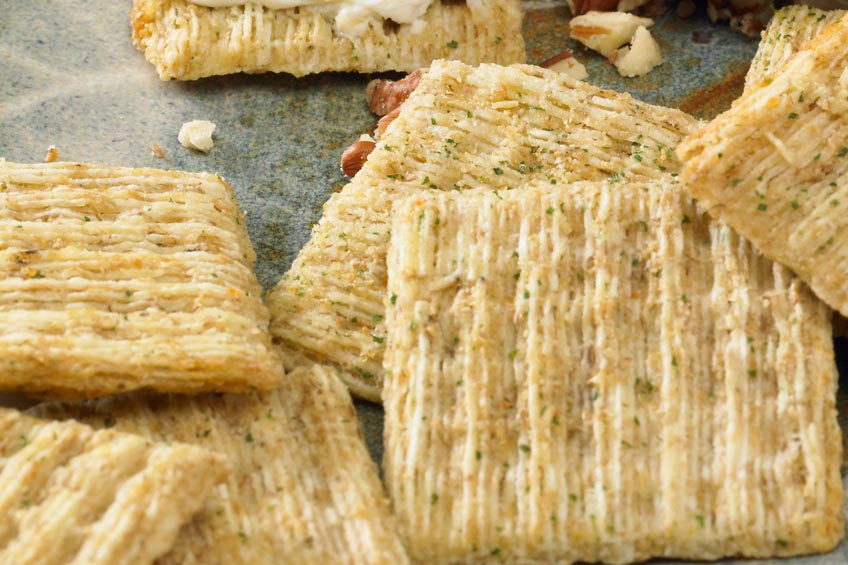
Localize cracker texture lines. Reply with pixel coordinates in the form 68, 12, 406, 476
268, 60, 697, 401
131, 0, 525, 79
382, 183, 842, 563
0, 162, 284, 397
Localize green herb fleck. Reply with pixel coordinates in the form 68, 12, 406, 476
493, 167, 504, 176
757, 203, 768, 211
446, 40, 459, 49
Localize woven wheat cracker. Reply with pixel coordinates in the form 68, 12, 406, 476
31, 364, 409, 565
677, 15, 848, 317
745, 5, 844, 91
0, 408, 226, 565
267, 60, 698, 401
131, 0, 524, 80
382, 182, 842, 563
0, 161, 283, 398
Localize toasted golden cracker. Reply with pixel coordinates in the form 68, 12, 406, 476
131, 0, 525, 80
745, 6, 844, 91
382, 181, 843, 563
677, 15, 848, 317
0, 162, 283, 398
0, 408, 226, 564
32, 364, 409, 565
267, 60, 698, 402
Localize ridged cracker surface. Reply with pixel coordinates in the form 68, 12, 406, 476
267, 60, 698, 401
745, 5, 844, 91
0, 162, 283, 398
132, 0, 525, 80
677, 16, 848, 317
382, 182, 843, 564
32, 364, 409, 565
0, 408, 226, 565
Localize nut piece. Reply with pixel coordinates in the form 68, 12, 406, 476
617, 0, 650, 11
566, 0, 618, 16
613, 25, 663, 77
376, 107, 402, 139
178, 120, 216, 153
341, 136, 377, 177
365, 70, 423, 116
569, 11, 654, 58
539, 51, 589, 81
43, 146, 59, 163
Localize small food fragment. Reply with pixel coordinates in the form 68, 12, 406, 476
178, 120, 216, 153
569, 11, 654, 57
613, 25, 662, 77
151, 143, 166, 158
706, 0, 771, 36
617, 0, 651, 11
539, 50, 589, 80
365, 70, 423, 117
566, 0, 618, 16
676, 0, 696, 18
340, 134, 376, 177
0, 407, 227, 565
43, 145, 59, 163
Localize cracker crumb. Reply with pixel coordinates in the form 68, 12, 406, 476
178, 120, 216, 153
151, 143, 166, 158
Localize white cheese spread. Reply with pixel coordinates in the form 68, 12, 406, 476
188, 0, 434, 38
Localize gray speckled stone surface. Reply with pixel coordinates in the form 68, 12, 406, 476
1, 2, 846, 562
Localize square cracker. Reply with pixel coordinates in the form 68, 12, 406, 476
32, 364, 409, 565
382, 181, 842, 563
745, 5, 844, 92
677, 15, 848, 317
0, 408, 226, 565
131, 0, 525, 80
267, 60, 698, 402
0, 162, 283, 398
